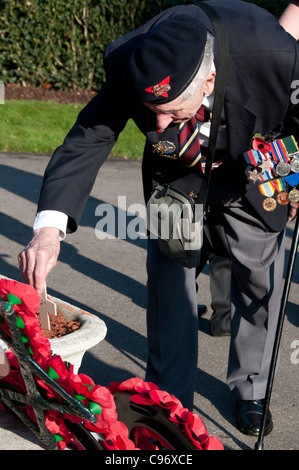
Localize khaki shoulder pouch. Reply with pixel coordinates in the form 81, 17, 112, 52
146, 184, 204, 268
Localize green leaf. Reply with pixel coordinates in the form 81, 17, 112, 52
89, 401, 102, 415
48, 367, 60, 380
16, 315, 25, 329
75, 393, 87, 401
21, 333, 29, 343
7, 294, 22, 305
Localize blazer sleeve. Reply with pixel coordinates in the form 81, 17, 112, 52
37, 82, 131, 233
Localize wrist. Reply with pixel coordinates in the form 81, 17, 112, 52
33, 226, 61, 240
34, 210, 68, 240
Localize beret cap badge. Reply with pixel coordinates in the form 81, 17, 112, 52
145, 76, 171, 98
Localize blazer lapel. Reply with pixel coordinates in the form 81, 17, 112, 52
224, 56, 258, 159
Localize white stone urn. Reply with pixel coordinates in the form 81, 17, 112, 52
47, 295, 107, 373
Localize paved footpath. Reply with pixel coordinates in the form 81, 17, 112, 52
0, 152, 298, 451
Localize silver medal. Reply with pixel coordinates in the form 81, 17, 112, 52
290, 157, 299, 173
288, 151, 299, 159
275, 162, 291, 177
289, 188, 299, 203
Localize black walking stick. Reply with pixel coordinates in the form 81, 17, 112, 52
255, 215, 299, 450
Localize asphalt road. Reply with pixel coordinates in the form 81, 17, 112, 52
0, 152, 298, 450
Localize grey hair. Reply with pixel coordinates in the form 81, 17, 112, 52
181, 33, 215, 101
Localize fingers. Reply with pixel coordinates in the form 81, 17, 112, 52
288, 202, 299, 222
18, 227, 61, 295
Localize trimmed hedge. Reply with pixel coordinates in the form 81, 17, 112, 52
0, 0, 289, 91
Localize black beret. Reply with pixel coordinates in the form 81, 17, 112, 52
123, 15, 207, 104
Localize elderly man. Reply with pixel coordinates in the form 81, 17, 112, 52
196, 0, 299, 336
18, 0, 299, 437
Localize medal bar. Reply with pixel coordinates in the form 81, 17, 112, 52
244, 135, 299, 211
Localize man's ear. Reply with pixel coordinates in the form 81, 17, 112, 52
203, 71, 216, 96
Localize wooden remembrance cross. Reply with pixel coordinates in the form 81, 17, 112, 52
39, 284, 57, 330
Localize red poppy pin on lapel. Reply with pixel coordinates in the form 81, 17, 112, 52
145, 76, 171, 97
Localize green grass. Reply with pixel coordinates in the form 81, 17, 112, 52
0, 100, 145, 159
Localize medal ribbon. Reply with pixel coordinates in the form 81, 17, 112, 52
244, 136, 299, 196
201, 160, 223, 171
273, 178, 286, 193
243, 150, 262, 167
243, 150, 275, 182
259, 180, 275, 197
281, 135, 299, 154
258, 162, 276, 182
270, 139, 289, 163
285, 173, 299, 187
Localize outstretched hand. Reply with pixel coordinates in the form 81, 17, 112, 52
18, 227, 61, 295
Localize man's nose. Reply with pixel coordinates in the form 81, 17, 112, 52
156, 114, 173, 130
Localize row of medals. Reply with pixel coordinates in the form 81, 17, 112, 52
261, 152, 299, 211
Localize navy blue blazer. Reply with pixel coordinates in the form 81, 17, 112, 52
37, 0, 299, 233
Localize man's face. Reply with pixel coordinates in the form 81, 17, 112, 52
144, 71, 215, 130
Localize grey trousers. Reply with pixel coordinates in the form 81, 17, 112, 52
198, 204, 232, 335
145, 197, 285, 409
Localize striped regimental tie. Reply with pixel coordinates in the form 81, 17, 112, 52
178, 114, 202, 171
178, 107, 222, 173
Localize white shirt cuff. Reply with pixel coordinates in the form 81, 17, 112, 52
33, 211, 68, 240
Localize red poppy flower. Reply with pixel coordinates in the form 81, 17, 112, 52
88, 383, 113, 403
149, 389, 181, 410
0, 279, 51, 365
0, 279, 40, 315
204, 435, 224, 450
252, 137, 272, 155
133, 431, 158, 450
104, 420, 137, 449
45, 356, 73, 394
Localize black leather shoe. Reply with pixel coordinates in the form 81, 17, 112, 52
237, 400, 273, 437
197, 304, 207, 316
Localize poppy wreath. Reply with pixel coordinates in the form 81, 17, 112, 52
0, 278, 223, 450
